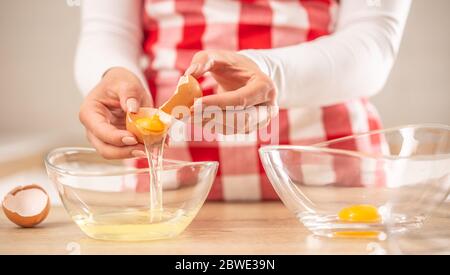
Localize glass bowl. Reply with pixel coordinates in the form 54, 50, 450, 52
45, 147, 218, 241
259, 124, 450, 238
385, 201, 450, 254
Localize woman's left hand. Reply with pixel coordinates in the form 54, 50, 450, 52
186, 50, 278, 134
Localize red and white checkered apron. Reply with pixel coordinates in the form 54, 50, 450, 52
136, 0, 384, 201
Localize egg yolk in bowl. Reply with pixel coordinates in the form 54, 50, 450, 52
338, 205, 381, 223
334, 204, 381, 238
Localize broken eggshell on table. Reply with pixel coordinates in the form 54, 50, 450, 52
2, 184, 51, 228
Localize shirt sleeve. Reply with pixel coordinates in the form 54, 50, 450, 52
74, 0, 148, 96
240, 0, 412, 108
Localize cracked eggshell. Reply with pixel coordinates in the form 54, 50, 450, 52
126, 108, 173, 144
2, 184, 51, 228
126, 75, 201, 144
160, 75, 202, 119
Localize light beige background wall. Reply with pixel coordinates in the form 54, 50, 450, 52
0, 0, 449, 149
0, 0, 84, 152
372, 0, 450, 127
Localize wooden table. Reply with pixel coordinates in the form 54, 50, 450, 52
1, 202, 448, 255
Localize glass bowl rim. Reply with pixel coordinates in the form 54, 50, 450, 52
45, 147, 219, 177
259, 124, 450, 161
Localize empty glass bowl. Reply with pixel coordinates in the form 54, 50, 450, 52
260, 124, 450, 238
45, 147, 218, 241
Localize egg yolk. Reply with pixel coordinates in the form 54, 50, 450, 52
135, 114, 165, 134
338, 205, 380, 223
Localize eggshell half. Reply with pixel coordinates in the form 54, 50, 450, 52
160, 75, 202, 119
126, 108, 173, 144
2, 184, 50, 228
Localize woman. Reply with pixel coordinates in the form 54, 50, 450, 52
76, 0, 411, 200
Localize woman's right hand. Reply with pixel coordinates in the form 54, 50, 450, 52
79, 67, 152, 159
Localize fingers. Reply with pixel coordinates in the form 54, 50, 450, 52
193, 105, 274, 135
86, 131, 146, 160
79, 101, 138, 147
196, 76, 274, 109
185, 51, 213, 77
186, 50, 277, 111
100, 67, 153, 113
185, 50, 231, 78
116, 81, 151, 113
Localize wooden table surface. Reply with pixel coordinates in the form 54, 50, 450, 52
1, 202, 448, 255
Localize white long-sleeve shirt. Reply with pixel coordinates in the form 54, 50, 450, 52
75, 0, 410, 108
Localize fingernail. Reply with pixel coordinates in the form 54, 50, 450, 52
131, 150, 146, 158
185, 63, 199, 76
122, 136, 138, 146
126, 98, 138, 113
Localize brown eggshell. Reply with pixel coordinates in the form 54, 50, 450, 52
2, 184, 51, 228
160, 75, 202, 119
126, 75, 201, 144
